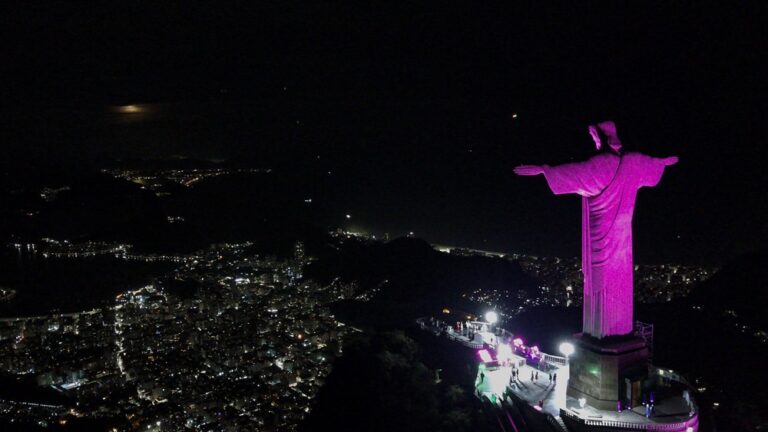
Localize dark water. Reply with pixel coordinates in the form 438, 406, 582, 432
0, 248, 175, 317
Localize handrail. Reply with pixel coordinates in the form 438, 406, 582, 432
416, 316, 569, 363
416, 317, 484, 348
541, 353, 568, 367
561, 408, 698, 431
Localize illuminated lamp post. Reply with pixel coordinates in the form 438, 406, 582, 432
485, 311, 498, 324
484, 311, 499, 343
559, 342, 575, 365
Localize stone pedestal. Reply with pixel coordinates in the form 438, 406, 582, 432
567, 333, 649, 410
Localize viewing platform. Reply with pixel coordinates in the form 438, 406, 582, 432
417, 315, 699, 432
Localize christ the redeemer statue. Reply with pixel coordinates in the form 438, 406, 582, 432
514, 121, 678, 338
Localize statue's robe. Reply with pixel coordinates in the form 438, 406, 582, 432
542, 152, 669, 338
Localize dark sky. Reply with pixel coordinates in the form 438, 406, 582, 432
3, 2, 767, 264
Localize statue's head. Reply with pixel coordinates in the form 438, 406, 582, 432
594, 120, 622, 153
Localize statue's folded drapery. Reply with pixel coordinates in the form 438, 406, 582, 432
542, 152, 668, 338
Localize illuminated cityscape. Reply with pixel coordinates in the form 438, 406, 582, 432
0, 242, 353, 430
461, 253, 714, 315
0, 232, 744, 430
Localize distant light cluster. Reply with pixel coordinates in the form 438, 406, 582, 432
100, 167, 272, 192
448, 248, 714, 319
13, 239, 189, 263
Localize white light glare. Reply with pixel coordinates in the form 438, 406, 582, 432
559, 342, 575, 357
485, 311, 498, 324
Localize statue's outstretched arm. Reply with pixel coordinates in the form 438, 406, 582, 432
513, 165, 547, 176
661, 156, 678, 166
515, 155, 616, 197
638, 154, 678, 187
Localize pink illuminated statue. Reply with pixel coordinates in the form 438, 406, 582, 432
514, 121, 677, 338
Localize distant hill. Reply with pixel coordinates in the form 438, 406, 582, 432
306, 237, 538, 326
687, 249, 768, 329
0, 160, 328, 254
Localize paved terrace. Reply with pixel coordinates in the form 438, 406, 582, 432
418, 316, 699, 431
478, 364, 697, 429
476, 361, 568, 418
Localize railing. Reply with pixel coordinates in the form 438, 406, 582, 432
446, 331, 484, 349
541, 352, 568, 368
561, 408, 698, 431
416, 316, 570, 365
416, 317, 485, 348
547, 414, 569, 432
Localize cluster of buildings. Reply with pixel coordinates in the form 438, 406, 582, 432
634, 264, 713, 302
0, 242, 354, 431
462, 253, 713, 319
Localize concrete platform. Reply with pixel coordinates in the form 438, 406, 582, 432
476, 362, 568, 417
476, 362, 698, 431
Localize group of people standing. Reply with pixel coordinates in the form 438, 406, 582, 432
507, 367, 557, 387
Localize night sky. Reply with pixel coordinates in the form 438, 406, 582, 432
4, 2, 767, 264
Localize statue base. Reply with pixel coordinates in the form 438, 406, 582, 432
567, 333, 649, 411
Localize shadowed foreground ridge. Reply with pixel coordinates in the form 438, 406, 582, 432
300, 331, 494, 432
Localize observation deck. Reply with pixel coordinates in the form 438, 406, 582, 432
417, 316, 699, 431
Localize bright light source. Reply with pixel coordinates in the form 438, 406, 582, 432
559, 342, 575, 357
478, 349, 493, 363
513, 337, 524, 347
117, 104, 142, 113
484, 311, 498, 324
497, 343, 513, 362
345, 214, 351, 219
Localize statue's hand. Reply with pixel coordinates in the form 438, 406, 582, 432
588, 125, 602, 150
514, 165, 545, 176
663, 156, 679, 166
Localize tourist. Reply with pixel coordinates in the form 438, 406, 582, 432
535, 371, 539, 381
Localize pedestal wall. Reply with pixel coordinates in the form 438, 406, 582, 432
566, 334, 648, 410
